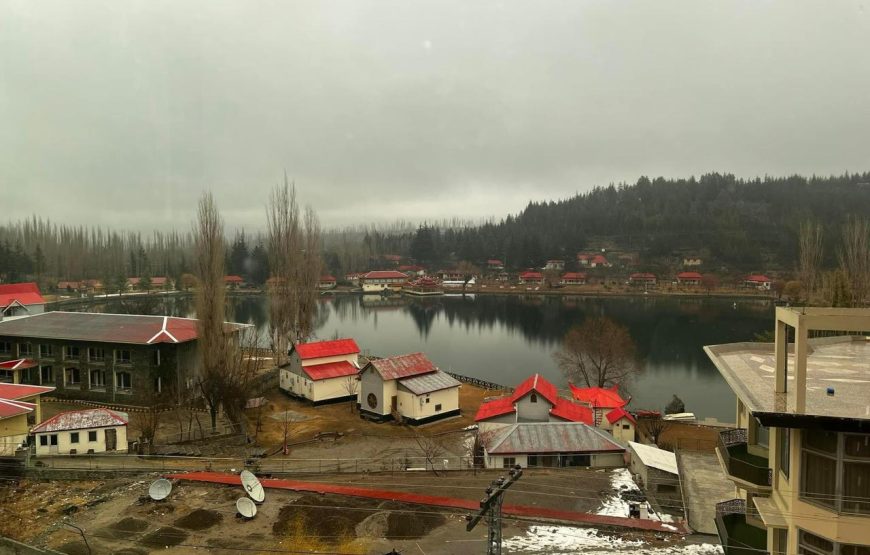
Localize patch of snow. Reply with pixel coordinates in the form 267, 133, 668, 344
504, 525, 723, 554
596, 468, 680, 524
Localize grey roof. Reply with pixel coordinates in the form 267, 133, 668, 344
482, 422, 625, 455
628, 441, 678, 474
399, 370, 461, 395
704, 336, 870, 422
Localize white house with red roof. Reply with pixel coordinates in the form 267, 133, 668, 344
31, 407, 128, 455
676, 271, 703, 286
0, 283, 45, 317
560, 272, 587, 285
743, 274, 772, 290
360, 270, 408, 293
281, 338, 361, 404
474, 374, 593, 428
0, 382, 54, 455
629, 272, 657, 286
518, 271, 544, 285
569, 383, 635, 440
358, 353, 460, 424
318, 275, 337, 290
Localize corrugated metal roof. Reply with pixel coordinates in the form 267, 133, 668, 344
0, 358, 38, 370
295, 339, 360, 360
368, 353, 436, 380
0, 282, 45, 308
628, 441, 678, 474
483, 422, 624, 455
30, 408, 128, 433
0, 312, 245, 345
0, 382, 55, 400
0, 398, 35, 419
302, 360, 358, 381
399, 370, 460, 395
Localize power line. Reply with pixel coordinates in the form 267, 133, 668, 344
466, 465, 523, 555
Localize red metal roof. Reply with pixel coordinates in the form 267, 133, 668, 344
0, 398, 35, 419
606, 407, 636, 425
511, 374, 559, 406
487, 259, 503, 265
474, 397, 516, 421
295, 338, 360, 360
629, 273, 656, 280
0, 358, 38, 370
519, 271, 543, 280
745, 274, 771, 282
561, 272, 587, 280
367, 353, 436, 380
224, 275, 244, 283
363, 270, 408, 280
591, 255, 609, 264
128, 277, 168, 286
577, 254, 591, 260
0, 282, 45, 308
31, 408, 128, 433
0, 312, 217, 345
319, 275, 337, 282
569, 384, 628, 409
677, 272, 703, 280
550, 398, 594, 424
0, 382, 54, 400
302, 360, 358, 381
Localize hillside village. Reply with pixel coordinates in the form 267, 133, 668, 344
1, 279, 868, 554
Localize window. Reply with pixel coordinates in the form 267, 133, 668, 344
39, 344, 53, 358
115, 349, 131, 364
88, 431, 97, 442
70, 432, 79, 444
622, 424, 631, 430
90, 369, 106, 389
435, 403, 442, 411
530, 393, 538, 403
19, 343, 33, 356
756, 421, 770, 448
425, 397, 430, 403
502, 457, 516, 469
152, 349, 161, 366
779, 428, 790, 478
40, 366, 53, 384
0, 341, 10, 355
0, 370, 13, 383
39, 435, 47, 446
801, 430, 870, 514
774, 528, 788, 555
116, 371, 132, 391
65, 345, 80, 360
65, 367, 81, 386
88, 347, 105, 362
796, 529, 870, 555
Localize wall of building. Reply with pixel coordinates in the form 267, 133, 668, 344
0, 414, 29, 455
396, 386, 459, 421
610, 419, 635, 443
313, 376, 357, 402
485, 451, 624, 470
359, 368, 396, 416
34, 425, 128, 456
514, 393, 552, 422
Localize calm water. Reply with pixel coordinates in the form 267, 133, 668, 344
64, 293, 774, 421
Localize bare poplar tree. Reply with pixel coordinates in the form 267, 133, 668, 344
266, 177, 300, 365
798, 220, 824, 302
553, 316, 640, 388
193, 192, 229, 431
342, 375, 359, 413
294, 206, 322, 342
839, 217, 870, 307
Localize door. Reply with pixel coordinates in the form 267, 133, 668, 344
49, 434, 58, 454
528, 455, 538, 467
105, 428, 117, 451
391, 395, 398, 413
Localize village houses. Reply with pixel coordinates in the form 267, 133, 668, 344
0, 382, 54, 455
0, 282, 45, 317
360, 270, 408, 293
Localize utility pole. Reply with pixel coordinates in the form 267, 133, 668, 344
466, 464, 523, 555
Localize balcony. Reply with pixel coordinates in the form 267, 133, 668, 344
717, 429, 771, 489
715, 499, 768, 555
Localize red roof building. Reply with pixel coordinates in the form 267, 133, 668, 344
294, 339, 361, 360
0, 383, 53, 400
224, 275, 244, 284
518, 271, 544, 284
475, 374, 593, 425
569, 384, 628, 409
301, 360, 358, 381
605, 406, 636, 425
362, 270, 409, 280
0, 283, 45, 315
560, 272, 587, 285
487, 259, 504, 267
31, 407, 128, 434
0, 398, 35, 419
366, 352, 436, 380
511, 373, 559, 405
629, 272, 657, 284
590, 255, 610, 268
676, 271, 703, 285
744, 274, 772, 290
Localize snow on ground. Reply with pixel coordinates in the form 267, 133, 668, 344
503, 525, 723, 554
596, 468, 679, 523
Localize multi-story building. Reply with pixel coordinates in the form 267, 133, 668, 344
705, 307, 870, 555
0, 312, 245, 406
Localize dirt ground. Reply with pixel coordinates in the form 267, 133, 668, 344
0, 468, 703, 555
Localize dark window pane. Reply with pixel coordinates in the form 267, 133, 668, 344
845, 434, 870, 459
799, 529, 833, 553
804, 430, 837, 454
843, 461, 870, 515
842, 544, 870, 555
802, 452, 836, 509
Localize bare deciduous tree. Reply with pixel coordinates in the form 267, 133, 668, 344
553, 316, 640, 388
798, 220, 824, 302
638, 416, 671, 447
194, 192, 228, 431
413, 433, 446, 476
342, 375, 359, 413
839, 217, 870, 307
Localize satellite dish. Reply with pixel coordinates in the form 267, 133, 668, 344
236, 497, 257, 519
148, 478, 172, 501
240, 470, 265, 503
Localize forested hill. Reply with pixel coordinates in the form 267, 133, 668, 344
414, 173, 870, 271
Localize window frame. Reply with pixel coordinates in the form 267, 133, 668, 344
70, 432, 79, 444
88, 431, 97, 442
115, 349, 132, 365
801, 430, 870, 515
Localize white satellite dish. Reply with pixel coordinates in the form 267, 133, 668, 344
148, 478, 172, 501
236, 497, 257, 519
240, 470, 265, 503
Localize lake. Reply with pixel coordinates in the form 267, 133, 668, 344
61, 292, 775, 421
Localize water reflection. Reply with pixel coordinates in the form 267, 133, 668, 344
61, 292, 773, 421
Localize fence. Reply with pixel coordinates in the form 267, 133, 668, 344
445, 372, 511, 392
24, 453, 481, 476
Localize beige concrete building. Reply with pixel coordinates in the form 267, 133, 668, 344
31, 407, 128, 456
705, 307, 870, 555
280, 339, 360, 404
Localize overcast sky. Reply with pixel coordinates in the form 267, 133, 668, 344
2, 1, 869, 232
